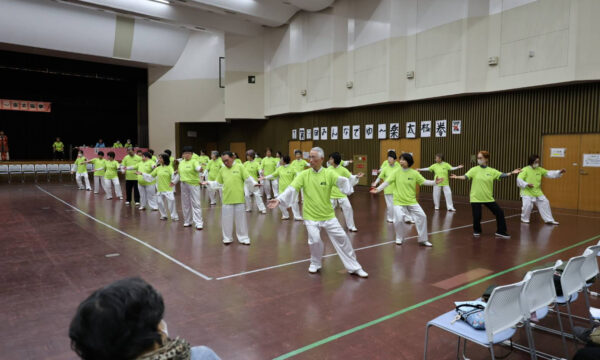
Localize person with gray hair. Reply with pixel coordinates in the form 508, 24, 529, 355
268, 147, 368, 278
244, 149, 267, 214
206, 151, 223, 205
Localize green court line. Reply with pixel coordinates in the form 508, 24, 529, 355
274, 234, 600, 359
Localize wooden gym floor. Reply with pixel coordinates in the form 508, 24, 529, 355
1, 179, 599, 359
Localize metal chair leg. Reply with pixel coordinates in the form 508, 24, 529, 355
565, 301, 576, 334
525, 321, 537, 360
424, 325, 430, 360
583, 289, 595, 327
489, 343, 496, 360
555, 304, 569, 359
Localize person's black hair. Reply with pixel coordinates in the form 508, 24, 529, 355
142, 152, 152, 159
282, 155, 291, 164
387, 150, 397, 160
435, 153, 445, 161
400, 153, 414, 167
246, 149, 256, 159
107, 151, 115, 158
276, 151, 283, 157
329, 152, 342, 165
159, 153, 170, 166
182, 146, 193, 153
222, 151, 233, 158
266, 147, 272, 153
69, 277, 164, 360
148, 149, 154, 155
97, 151, 104, 156
136, 149, 142, 154
232, 152, 238, 158
164, 149, 172, 157
528, 154, 540, 166
294, 150, 302, 155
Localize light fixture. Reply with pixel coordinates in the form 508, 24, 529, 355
151, 0, 170, 4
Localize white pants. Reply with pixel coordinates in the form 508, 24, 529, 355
157, 192, 179, 220
262, 179, 275, 199
521, 195, 555, 223
93, 175, 106, 194
138, 184, 157, 210
103, 178, 122, 199
384, 194, 395, 222
272, 179, 279, 197
181, 182, 203, 227
208, 186, 222, 204
245, 184, 266, 212
433, 185, 454, 210
222, 203, 249, 243
305, 218, 362, 271
394, 204, 428, 243
76, 172, 91, 190
331, 197, 356, 230
279, 198, 302, 219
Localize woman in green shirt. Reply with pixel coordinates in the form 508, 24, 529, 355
140, 154, 179, 221
93, 151, 123, 200
83, 151, 106, 194
72, 150, 92, 191
261, 155, 302, 221
206, 151, 223, 205
260, 148, 279, 200
176, 146, 204, 230
124, 152, 158, 211
517, 154, 565, 225
450, 150, 520, 238
243, 149, 267, 214
417, 153, 463, 211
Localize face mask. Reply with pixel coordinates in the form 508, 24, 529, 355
477, 159, 484, 165
160, 320, 169, 337
532, 163, 539, 168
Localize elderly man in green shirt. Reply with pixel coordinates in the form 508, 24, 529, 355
269, 147, 368, 278
243, 149, 266, 214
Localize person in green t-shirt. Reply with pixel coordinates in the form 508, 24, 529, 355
124, 151, 158, 211
203, 151, 261, 245
269, 147, 368, 278
260, 155, 302, 221
52, 137, 65, 160
232, 152, 242, 165
243, 149, 267, 214
93, 151, 123, 200
417, 153, 463, 211
148, 149, 158, 165
371, 153, 442, 247
206, 151, 223, 205
121, 148, 142, 206
450, 150, 521, 238
72, 150, 92, 191
260, 148, 279, 200
372, 150, 414, 224
124, 139, 133, 149
176, 146, 204, 229
83, 151, 106, 194
112, 140, 123, 148
328, 152, 362, 232
140, 154, 179, 221
517, 154, 565, 225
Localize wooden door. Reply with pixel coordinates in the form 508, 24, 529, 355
379, 139, 401, 167
578, 134, 600, 212
289, 141, 313, 159
229, 142, 246, 162
399, 138, 421, 169
300, 141, 313, 157
542, 135, 580, 210
288, 141, 300, 158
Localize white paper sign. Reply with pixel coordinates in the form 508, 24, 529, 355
292, 129, 297, 140
303, 151, 309, 159
435, 120, 447, 137
342, 126, 350, 140
299, 128, 305, 141
452, 120, 461, 135
352, 125, 360, 139
583, 154, 600, 167
306, 129, 312, 140
331, 126, 339, 140
550, 148, 565, 158
389, 123, 400, 139
365, 124, 374, 139
313, 127, 319, 140
320, 127, 327, 140
406, 122, 416, 138
420, 121, 431, 138
378, 124, 387, 139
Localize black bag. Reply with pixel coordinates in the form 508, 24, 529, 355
482, 285, 497, 302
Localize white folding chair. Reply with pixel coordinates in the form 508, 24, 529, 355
34, 164, 48, 182
21, 164, 35, 183
0, 164, 8, 183
59, 164, 72, 182
424, 281, 526, 360
47, 164, 60, 182
579, 245, 600, 326
8, 164, 22, 183
556, 256, 586, 336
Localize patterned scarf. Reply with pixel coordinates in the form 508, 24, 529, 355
136, 337, 191, 360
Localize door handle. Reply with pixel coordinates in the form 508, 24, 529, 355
580, 170, 588, 175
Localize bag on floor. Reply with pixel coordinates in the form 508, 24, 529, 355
453, 301, 486, 330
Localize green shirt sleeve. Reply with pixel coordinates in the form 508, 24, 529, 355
290, 170, 305, 191
465, 167, 475, 180
517, 169, 526, 181
492, 168, 502, 180
240, 165, 250, 180
416, 171, 426, 185
150, 168, 158, 177
540, 167, 548, 176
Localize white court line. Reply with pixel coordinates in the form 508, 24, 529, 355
36, 185, 213, 281
216, 212, 526, 280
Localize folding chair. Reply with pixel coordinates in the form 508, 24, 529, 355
424, 281, 526, 360
553, 256, 586, 336
578, 245, 600, 326
34, 164, 48, 182
0, 165, 8, 183
8, 164, 22, 183
21, 164, 35, 183
47, 164, 60, 182
59, 164, 72, 182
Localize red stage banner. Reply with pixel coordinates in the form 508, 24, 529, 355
80, 147, 148, 162
0, 99, 51, 112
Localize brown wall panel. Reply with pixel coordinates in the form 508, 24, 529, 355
178, 82, 600, 201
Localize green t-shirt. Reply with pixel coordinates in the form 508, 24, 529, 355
217, 163, 251, 205
74, 157, 87, 174
234, 159, 242, 165
53, 142, 64, 151
386, 168, 425, 206
135, 160, 156, 186
121, 155, 142, 180
377, 163, 398, 195
261, 156, 278, 176
104, 160, 120, 180
380, 160, 389, 170
206, 159, 222, 181
289, 168, 341, 221
113, 142, 123, 148
150, 165, 174, 193
243, 160, 261, 180
329, 165, 352, 199
124, 143, 133, 149
91, 158, 106, 177
198, 155, 209, 167
429, 162, 452, 186
465, 166, 502, 203
517, 165, 548, 197
178, 159, 201, 185
269, 165, 296, 192
291, 159, 309, 173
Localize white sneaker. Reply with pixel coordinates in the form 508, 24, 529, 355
94, 191, 99, 194
387, 219, 394, 223
151, 208, 159, 211
86, 188, 92, 191
223, 239, 233, 244
294, 217, 304, 221
395, 238, 403, 245
406, 219, 416, 224
350, 269, 369, 278
138, 207, 145, 211
196, 225, 203, 230
473, 232, 481, 237
448, 208, 456, 212
245, 209, 252, 212
419, 241, 433, 247
210, 202, 216, 205
546, 221, 560, 225
160, 216, 167, 220
281, 216, 290, 220
172, 217, 179, 222
434, 208, 439, 211
260, 210, 267, 214
495, 232, 511, 239
239, 239, 250, 245
125, 201, 130, 205
349, 228, 358, 232
135, 202, 140, 206
308, 264, 321, 273
119, 196, 123, 200
521, 219, 530, 224
183, 223, 191, 227
106, 197, 113, 200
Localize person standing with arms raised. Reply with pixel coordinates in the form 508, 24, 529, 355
268, 147, 368, 278
450, 150, 520, 238
417, 153, 463, 211
121, 148, 141, 206
52, 137, 65, 160
177, 146, 204, 230
328, 152, 361, 232
243, 149, 266, 214
260, 148, 279, 200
